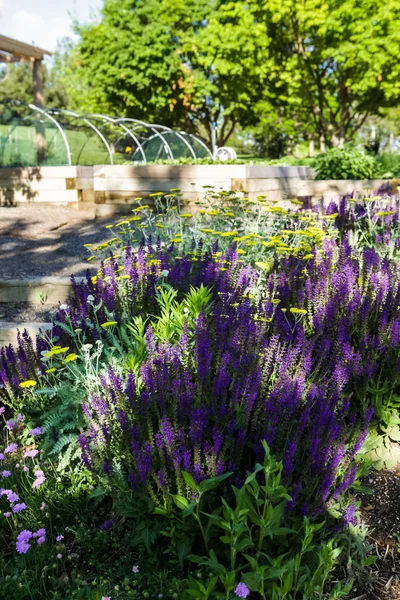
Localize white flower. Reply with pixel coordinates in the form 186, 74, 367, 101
160, 270, 169, 277
87, 295, 95, 303
132, 565, 139, 573
59, 304, 68, 311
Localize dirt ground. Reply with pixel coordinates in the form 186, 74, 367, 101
352, 467, 400, 600
0, 204, 110, 279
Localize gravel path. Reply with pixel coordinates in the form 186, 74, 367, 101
0, 205, 109, 280
0, 302, 57, 323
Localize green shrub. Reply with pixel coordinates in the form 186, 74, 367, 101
313, 147, 376, 180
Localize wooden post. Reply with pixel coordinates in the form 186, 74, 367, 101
33, 58, 46, 164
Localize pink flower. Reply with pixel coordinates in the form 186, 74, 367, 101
0, 453, 4, 460
33, 470, 46, 488
13, 503, 27, 513
23, 466, 29, 472
37, 536, 46, 545
3, 511, 11, 517
2, 471, 11, 478
132, 565, 139, 573
57, 553, 62, 559
33, 477, 45, 488
0, 406, 5, 414
56, 535, 64, 542
24, 449, 38, 458
40, 503, 46, 511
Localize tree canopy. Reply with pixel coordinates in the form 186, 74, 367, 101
259, 0, 400, 149
65, 0, 272, 146
2, 0, 400, 150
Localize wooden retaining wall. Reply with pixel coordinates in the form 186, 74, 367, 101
0, 166, 94, 208
0, 165, 396, 216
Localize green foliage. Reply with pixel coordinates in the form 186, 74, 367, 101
0, 58, 69, 108
258, 0, 400, 147
66, 0, 271, 146
167, 443, 372, 599
313, 147, 376, 180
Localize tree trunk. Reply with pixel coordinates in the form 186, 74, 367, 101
319, 133, 326, 152
308, 138, 315, 156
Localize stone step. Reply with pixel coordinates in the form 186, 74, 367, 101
0, 277, 77, 304
0, 322, 52, 347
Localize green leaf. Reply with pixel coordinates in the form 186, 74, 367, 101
182, 470, 199, 492
172, 495, 190, 510
199, 472, 233, 493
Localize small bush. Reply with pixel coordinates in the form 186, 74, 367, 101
313, 147, 376, 180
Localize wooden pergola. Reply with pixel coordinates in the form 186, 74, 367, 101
0, 35, 52, 161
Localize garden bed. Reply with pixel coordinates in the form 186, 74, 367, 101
0, 189, 399, 600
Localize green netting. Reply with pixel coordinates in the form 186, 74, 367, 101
0, 101, 212, 167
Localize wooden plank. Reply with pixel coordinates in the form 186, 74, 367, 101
0, 35, 52, 60
94, 177, 233, 193
0, 178, 68, 191
94, 164, 248, 179
0, 190, 79, 203
0, 166, 79, 178
296, 179, 389, 196
246, 165, 313, 179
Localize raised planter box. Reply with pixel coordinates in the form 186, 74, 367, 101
0, 166, 94, 208
0, 165, 395, 216
92, 164, 314, 215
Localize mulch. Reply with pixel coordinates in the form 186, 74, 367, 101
351, 468, 400, 599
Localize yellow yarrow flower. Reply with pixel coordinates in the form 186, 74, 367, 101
289, 308, 307, 315
65, 353, 78, 363
19, 380, 37, 389
44, 347, 70, 357
101, 321, 118, 329
376, 211, 395, 217
255, 261, 273, 271
45, 368, 56, 374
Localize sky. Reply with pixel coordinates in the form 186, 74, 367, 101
0, 0, 103, 54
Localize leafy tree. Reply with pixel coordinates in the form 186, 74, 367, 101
258, 0, 400, 149
66, 0, 272, 146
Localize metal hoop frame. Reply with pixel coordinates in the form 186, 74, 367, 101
0, 100, 212, 166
